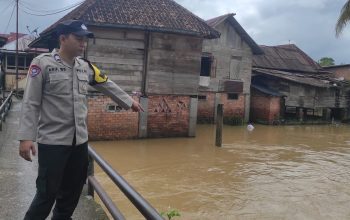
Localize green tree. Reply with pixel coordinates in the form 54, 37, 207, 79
318, 57, 335, 67
336, 1, 350, 37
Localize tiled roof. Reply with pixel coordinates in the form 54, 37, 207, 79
253, 44, 320, 73
42, 0, 220, 39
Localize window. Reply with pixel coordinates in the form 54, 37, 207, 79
18, 56, 25, 70
106, 104, 123, 112
6, 54, 34, 70
230, 56, 242, 79
200, 56, 212, 77
227, 93, 238, 100
7, 55, 15, 68
198, 95, 207, 100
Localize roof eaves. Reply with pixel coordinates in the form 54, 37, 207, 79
227, 16, 263, 55
87, 22, 215, 38
253, 68, 331, 88
251, 83, 283, 97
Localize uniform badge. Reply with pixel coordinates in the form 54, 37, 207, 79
29, 65, 41, 77
54, 54, 61, 62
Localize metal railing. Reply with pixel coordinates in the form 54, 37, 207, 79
87, 145, 163, 220
0, 91, 14, 131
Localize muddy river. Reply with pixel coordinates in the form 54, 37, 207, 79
91, 124, 350, 219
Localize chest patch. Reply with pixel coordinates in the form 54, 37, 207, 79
29, 65, 41, 77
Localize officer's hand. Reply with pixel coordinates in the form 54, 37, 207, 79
131, 101, 144, 112
19, 140, 36, 162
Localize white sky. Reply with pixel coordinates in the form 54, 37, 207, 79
0, 0, 349, 64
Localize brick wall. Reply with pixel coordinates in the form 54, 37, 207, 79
221, 93, 245, 118
147, 95, 190, 137
325, 66, 350, 81
197, 92, 245, 123
87, 95, 139, 140
250, 90, 280, 124
197, 92, 215, 123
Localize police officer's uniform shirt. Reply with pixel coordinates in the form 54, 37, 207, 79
18, 49, 134, 146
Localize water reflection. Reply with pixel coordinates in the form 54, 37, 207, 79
92, 124, 350, 219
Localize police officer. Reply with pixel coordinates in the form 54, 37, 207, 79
18, 20, 143, 220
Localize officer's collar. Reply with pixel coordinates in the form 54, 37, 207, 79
75, 57, 83, 66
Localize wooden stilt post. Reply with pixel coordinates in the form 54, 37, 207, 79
216, 104, 223, 147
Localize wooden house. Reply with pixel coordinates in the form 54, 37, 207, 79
30, 0, 220, 140
251, 44, 350, 124
0, 34, 45, 90
198, 13, 263, 124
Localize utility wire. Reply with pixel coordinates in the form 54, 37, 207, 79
3, 3, 16, 33
0, 0, 14, 14
20, 1, 83, 16
18, 0, 84, 13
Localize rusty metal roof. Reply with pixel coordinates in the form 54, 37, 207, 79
42, 0, 219, 38
206, 13, 263, 55
253, 44, 320, 73
253, 67, 349, 88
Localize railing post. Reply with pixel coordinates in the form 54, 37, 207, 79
87, 154, 94, 197
0, 91, 13, 132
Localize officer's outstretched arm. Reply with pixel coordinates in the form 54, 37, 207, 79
87, 62, 134, 110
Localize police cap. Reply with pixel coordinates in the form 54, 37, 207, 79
56, 20, 94, 38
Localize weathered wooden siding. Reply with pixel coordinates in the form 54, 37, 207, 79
259, 78, 347, 108
87, 27, 144, 92
147, 33, 202, 95
202, 21, 253, 94
201, 20, 253, 122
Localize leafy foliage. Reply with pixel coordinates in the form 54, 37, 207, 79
336, 0, 350, 37
161, 209, 181, 220
318, 57, 335, 67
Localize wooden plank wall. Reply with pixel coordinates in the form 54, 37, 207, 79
202, 20, 253, 94
87, 27, 144, 92
147, 33, 202, 95
265, 80, 346, 108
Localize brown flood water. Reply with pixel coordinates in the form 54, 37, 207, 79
91, 124, 350, 220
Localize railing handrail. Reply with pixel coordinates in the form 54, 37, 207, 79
0, 91, 13, 113
88, 145, 163, 220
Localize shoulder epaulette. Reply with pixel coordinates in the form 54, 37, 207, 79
79, 58, 108, 85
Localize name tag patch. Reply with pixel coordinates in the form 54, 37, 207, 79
29, 65, 41, 77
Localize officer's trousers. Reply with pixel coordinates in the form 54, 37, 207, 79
24, 141, 88, 220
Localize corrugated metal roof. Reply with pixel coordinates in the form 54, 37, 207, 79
1, 35, 35, 51
253, 44, 320, 73
253, 68, 347, 88
206, 13, 263, 55
42, 0, 220, 38
323, 64, 350, 69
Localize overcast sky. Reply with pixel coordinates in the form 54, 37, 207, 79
0, 0, 349, 64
